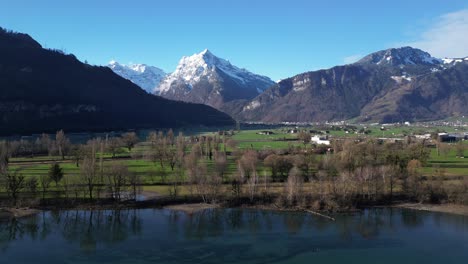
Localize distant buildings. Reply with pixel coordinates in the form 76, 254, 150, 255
438, 133, 467, 142
257, 131, 274, 135
311, 135, 331, 145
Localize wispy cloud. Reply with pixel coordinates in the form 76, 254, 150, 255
343, 54, 363, 64
407, 9, 468, 58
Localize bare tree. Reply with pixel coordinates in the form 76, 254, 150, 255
185, 145, 201, 196
80, 156, 97, 200
166, 145, 178, 171
405, 159, 423, 201
226, 139, 238, 151
39, 133, 52, 155
26, 177, 38, 197
0, 141, 10, 174
167, 129, 175, 146
285, 166, 303, 205
239, 150, 259, 202
105, 162, 129, 201
128, 172, 141, 200
122, 132, 139, 151
380, 165, 397, 199
297, 131, 311, 145
55, 130, 70, 160
39, 174, 51, 200
70, 144, 85, 167
3, 170, 25, 206
147, 131, 158, 147
214, 150, 228, 181
106, 137, 123, 158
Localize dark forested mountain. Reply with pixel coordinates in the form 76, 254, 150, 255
0, 28, 234, 135
158, 49, 275, 116
237, 47, 468, 123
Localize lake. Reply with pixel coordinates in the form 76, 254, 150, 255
1, 208, 467, 263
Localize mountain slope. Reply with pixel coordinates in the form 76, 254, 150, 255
158, 49, 275, 115
0, 28, 234, 135
360, 61, 468, 122
238, 47, 468, 123
108, 61, 167, 93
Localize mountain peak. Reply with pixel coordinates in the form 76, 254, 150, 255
158, 50, 275, 108
357, 46, 441, 66
108, 60, 167, 93
200, 48, 212, 55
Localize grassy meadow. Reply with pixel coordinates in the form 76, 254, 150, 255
2, 125, 467, 198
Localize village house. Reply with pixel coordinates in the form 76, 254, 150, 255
257, 131, 274, 135
311, 135, 331, 145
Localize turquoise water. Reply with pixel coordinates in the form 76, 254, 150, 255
1, 208, 467, 263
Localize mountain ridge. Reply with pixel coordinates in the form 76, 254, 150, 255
236, 46, 468, 123
0, 27, 234, 135
108, 61, 167, 93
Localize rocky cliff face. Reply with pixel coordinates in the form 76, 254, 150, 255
237, 47, 468, 123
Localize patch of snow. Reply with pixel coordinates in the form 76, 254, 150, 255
243, 100, 261, 111
391, 75, 412, 83
321, 77, 327, 86
443, 57, 467, 65
108, 61, 167, 93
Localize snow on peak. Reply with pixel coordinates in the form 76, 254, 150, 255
108, 61, 167, 93
158, 49, 274, 94
357, 47, 442, 66
442, 57, 468, 65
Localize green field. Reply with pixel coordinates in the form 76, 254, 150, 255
2, 125, 467, 200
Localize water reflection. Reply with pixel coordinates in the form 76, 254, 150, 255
1, 208, 468, 263
1, 209, 142, 253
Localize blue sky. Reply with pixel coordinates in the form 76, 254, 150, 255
1, 0, 468, 80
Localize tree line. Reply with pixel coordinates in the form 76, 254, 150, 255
1, 129, 467, 210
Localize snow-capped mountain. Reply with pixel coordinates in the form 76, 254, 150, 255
108, 61, 167, 93
356, 47, 441, 66
236, 46, 468, 123
158, 49, 274, 115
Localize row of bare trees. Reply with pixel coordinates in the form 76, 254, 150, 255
1, 129, 467, 208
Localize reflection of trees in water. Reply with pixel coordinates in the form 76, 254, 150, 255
283, 212, 306, 234
432, 212, 468, 233
0, 212, 51, 252
60, 209, 142, 252
355, 209, 386, 239
401, 209, 424, 228
182, 209, 224, 240
2, 208, 467, 263
174, 208, 445, 243
0, 209, 142, 253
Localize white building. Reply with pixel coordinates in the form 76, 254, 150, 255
311, 135, 330, 145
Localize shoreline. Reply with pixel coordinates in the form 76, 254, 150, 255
2, 201, 468, 220
393, 203, 468, 216
164, 203, 220, 213
0, 208, 42, 219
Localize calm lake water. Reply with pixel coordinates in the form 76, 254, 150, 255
1, 208, 467, 264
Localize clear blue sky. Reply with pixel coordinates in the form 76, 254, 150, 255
1, 0, 467, 80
